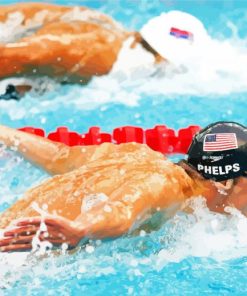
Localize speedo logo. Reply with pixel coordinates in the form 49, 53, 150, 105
202, 155, 224, 162
197, 163, 240, 176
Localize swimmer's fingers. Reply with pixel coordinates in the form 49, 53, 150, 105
13, 216, 82, 247
0, 232, 63, 249
0, 235, 34, 247
4, 225, 38, 237
0, 243, 32, 252
3, 224, 58, 237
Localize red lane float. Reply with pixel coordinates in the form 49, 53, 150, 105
19, 127, 45, 137
48, 127, 83, 146
82, 127, 112, 145
113, 126, 144, 144
18, 125, 201, 154
146, 125, 176, 154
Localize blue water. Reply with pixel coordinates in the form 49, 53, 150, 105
0, 0, 247, 295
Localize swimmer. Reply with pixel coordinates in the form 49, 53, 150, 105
0, 121, 246, 252
0, 3, 208, 95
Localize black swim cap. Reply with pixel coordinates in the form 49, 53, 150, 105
187, 121, 247, 181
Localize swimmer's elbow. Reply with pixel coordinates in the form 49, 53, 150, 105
43, 145, 74, 175
46, 145, 91, 175
86, 205, 135, 239
100, 218, 133, 239
105, 206, 135, 237
114, 218, 133, 237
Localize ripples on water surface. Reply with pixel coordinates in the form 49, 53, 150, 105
0, 0, 247, 295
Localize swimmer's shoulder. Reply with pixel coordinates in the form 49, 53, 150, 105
116, 142, 163, 156
86, 142, 152, 162
71, 142, 166, 167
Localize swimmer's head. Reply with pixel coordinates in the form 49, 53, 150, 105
140, 11, 209, 64
187, 121, 247, 182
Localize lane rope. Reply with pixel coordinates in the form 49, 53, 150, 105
18, 125, 201, 154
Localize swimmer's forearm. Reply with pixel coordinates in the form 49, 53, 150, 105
75, 201, 136, 240
0, 125, 74, 174
0, 125, 115, 175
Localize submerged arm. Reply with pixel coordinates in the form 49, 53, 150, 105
0, 125, 114, 175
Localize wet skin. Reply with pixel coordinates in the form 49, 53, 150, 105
0, 3, 128, 82
0, 125, 246, 252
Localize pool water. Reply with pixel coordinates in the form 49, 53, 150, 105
0, 0, 247, 295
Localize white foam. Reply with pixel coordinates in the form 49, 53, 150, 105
155, 197, 247, 270
107, 33, 247, 96
47, 29, 247, 110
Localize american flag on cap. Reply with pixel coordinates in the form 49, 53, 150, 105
170, 27, 194, 41
203, 133, 238, 152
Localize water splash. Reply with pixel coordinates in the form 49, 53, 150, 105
0, 197, 247, 292
155, 197, 247, 270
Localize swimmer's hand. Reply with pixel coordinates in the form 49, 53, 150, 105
0, 215, 85, 252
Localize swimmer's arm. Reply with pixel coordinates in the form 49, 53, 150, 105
74, 175, 177, 239
0, 190, 148, 251
0, 125, 115, 175
0, 195, 149, 252
0, 18, 126, 80
0, 181, 153, 251
0, 175, 182, 251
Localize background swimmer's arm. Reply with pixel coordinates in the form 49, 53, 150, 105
0, 125, 116, 175
0, 20, 126, 81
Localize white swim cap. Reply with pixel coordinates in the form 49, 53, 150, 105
140, 11, 209, 64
